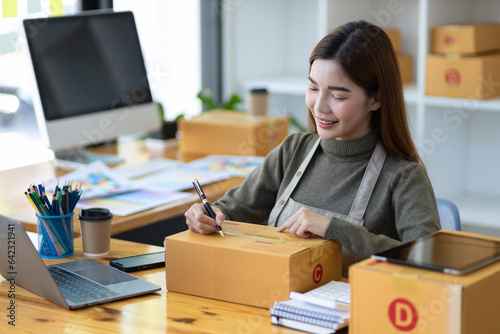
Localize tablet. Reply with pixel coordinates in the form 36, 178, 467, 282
371, 231, 500, 275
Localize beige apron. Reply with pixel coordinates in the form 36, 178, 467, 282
268, 137, 386, 276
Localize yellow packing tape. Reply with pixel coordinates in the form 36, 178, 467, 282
392, 267, 421, 295
443, 26, 460, 54
445, 56, 461, 98
223, 229, 324, 262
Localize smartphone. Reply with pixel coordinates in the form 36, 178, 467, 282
109, 251, 165, 272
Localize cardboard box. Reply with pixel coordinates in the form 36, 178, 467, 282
165, 221, 342, 308
350, 231, 500, 334
385, 28, 401, 53
426, 53, 500, 99
381, 28, 412, 84
431, 23, 500, 55
398, 53, 413, 84
178, 110, 289, 161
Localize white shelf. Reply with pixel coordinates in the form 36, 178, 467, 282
403, 84, 419, 104
240, 75, 307, 95
424, 95, 500, 112
241, 77, 420, 101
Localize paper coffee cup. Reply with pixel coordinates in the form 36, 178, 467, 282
78, 208, 113, 257
247, 88, 268, 117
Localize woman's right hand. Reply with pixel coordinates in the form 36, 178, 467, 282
184, 203, 225, 235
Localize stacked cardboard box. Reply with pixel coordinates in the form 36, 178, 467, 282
427, 23, 500, 100
385, 28, 413, 84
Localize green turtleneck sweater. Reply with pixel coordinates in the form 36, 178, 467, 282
214, 131, 441, 261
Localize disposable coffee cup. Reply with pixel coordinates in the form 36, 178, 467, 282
247, 88, 268, 117
78, 208, 113, 257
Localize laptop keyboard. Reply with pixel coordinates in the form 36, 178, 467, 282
49, 266, 119, 304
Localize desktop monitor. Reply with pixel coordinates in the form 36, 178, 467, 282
23, 11, 161, 165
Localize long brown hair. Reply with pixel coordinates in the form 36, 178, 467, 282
308, 20, 423, 165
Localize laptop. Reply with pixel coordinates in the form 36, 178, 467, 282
0, 215, 161, 309
372, 231, 500, 275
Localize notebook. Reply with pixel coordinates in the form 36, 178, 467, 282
372, 231, 500, 275
0, 215, 161, 309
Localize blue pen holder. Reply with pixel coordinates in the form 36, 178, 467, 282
36, 212, 74, 258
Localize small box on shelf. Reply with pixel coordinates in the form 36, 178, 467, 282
426, 53, 500, 100
384, 28, 413, 85
397, 53, 413, 84
431, 23, 500, 55
384, 28, 401, 53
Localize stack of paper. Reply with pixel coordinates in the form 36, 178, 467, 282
45, 160, 197, 216
45, 154, 266, 217
183, 154, 265, 177
270, 281, 350, 334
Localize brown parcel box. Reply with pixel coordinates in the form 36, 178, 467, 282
385, 28, 401, 53
178, 110, 289, 162
398, 53, 413, 84
431, 23, 500, 55
350, 231, 500, 334
165, 221, 342, 308
426, 53, 500, 100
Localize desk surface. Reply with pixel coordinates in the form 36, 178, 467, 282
0, 139, 244, 235
0, 237, 301, 333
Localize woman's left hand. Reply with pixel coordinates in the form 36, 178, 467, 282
276, 207, 330, 238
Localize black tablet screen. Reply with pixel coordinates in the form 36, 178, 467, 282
372, 231, 500, 274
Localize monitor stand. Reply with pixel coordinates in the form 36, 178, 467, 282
54, 147, 124, 170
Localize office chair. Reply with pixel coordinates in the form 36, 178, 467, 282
436, 198, 461, 231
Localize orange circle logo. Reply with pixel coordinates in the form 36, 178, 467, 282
312, 264, 323, 284
388, 298, 418, 331
444, 35, 455, 46
445, 68, 461, 86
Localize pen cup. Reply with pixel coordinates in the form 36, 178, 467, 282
36, 212, 74, 258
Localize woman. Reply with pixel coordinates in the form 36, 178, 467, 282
185, 20, 441, 276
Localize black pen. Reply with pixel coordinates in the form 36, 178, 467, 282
192, 178, 224, 238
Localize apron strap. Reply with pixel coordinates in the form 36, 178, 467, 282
348, 142, 386, 222
267, 137, 321, 226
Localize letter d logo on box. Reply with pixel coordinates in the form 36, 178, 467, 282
388, 298, 418, 331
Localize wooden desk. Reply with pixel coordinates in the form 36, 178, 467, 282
0, 237, 300, 333
0, 138, 244, 236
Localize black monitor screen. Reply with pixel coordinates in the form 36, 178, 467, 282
24, 11, 152, 121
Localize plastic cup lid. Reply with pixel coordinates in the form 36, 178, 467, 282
78, 208, 113, 221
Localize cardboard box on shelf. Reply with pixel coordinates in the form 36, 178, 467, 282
397, 53, 413, 84
431, 23, 500, 55
165, 221, 342, 308
384, 28, 401, 53
178, 110, 289, 162
426, 52, 500, 100
350, 231, 500, 334
382, 28, 412, 84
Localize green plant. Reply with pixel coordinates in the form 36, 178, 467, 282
196, 86, 243, 111
195, 86, 308, 132
288, 115, 308, 132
